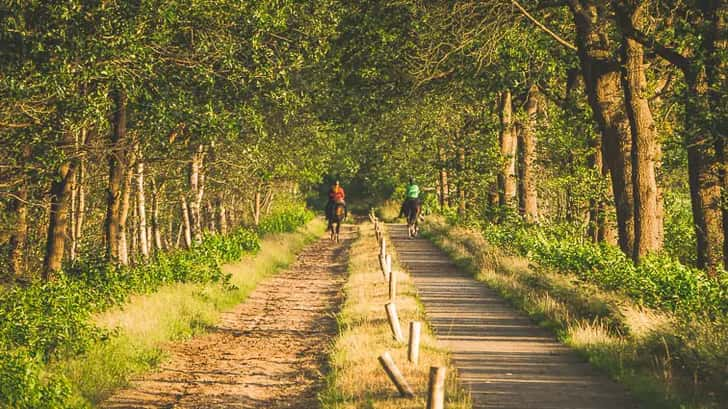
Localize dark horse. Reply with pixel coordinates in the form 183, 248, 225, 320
327, 201, 346, 243
403, 199, 421, 238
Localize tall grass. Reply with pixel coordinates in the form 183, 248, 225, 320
319, 222, 470, 409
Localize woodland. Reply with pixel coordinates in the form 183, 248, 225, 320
0, 0, 726, 407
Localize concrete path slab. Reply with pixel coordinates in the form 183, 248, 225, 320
388, 223, 639, 409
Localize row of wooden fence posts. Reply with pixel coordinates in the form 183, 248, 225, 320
369, 211, 446, 409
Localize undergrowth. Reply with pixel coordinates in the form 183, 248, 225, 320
0, 206, 314, 409
424, 216, 728, 409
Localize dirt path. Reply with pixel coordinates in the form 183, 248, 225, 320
102, 225, 355, 409
388, 224, 640, 409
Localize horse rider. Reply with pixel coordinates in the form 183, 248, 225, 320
399, 178, 420, 218
326, 180, 346, 220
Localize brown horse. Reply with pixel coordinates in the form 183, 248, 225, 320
328, 202, 346, 243
404, 199, 421, 238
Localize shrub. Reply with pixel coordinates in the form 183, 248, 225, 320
0, 349, 74, 409
480, 222, 728, 317
0, 226, 262, 407
258, 204, 314, 234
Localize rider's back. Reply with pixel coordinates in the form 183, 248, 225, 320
406, 184, 420, 200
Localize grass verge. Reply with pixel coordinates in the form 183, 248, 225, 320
55, 218, 326, 407
422, 215, 727, 409
319, 221, 471, 409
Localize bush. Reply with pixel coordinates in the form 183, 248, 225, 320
258, 204, 314, 234
0, 349, 74, 409
0, 226, 262, 408
481, 222, 728, 317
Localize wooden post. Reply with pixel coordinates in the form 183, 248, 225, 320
385, 254, 392, 279
378, 351, 415, 398
385, 303, 404, 342
408, 321, 421, 364
379, 254, 387, 279
388, 267, 397, 301
380, 237, 386, 258
426, 367, 447, 409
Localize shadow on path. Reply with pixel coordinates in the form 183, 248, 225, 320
388, 223, 639, 409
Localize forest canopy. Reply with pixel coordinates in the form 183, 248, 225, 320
0, 1, 725, 289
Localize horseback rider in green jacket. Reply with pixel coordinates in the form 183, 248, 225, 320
399, 178, 421, 218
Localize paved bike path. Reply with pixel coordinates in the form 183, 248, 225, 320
388, 224, 639, 409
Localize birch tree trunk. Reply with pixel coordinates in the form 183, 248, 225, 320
118, 151, 135, 266
438, 146, 449, 209
216, 195, 228, 235
188, 145, 205, 243
151, 179, 163, 252
458, 147, 466, 214
498, 89, 518, 209
252, 186, 261, 226
136, 147, 149, 258
71, 156, 86, 261
181, 195, 193, 249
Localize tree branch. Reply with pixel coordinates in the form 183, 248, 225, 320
511, 0, 577, 51
612, 2, 691, 72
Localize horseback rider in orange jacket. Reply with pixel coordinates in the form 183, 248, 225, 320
326, 181, 347, 220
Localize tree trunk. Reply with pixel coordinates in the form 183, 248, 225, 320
43, 131, 81, 279
181, 195, 193, 249
686, 70, 724, 275
118, 153, 134, 266
252, 187, 261, 226
521, 85, 539, 222
151, 179, 163, 252
71, 155, 86, 260
458, 147, 466, 214
498, 90, 518, 209
105, 89, 127, 262
188, 145, 205, 243
8, 146, 30, 280
136, 147, 149, 258
438, 146, 449, 209
216, 195, 228, 235
517, 123, 525, 216
206, 200, 216, 232
617, 7, 663, 261
569, 1, 635, 256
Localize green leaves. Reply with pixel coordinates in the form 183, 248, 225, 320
482, 221, 728, 317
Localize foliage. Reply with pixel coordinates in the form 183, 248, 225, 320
481, 221, 728, 317
0, 221, 269, 408
662, 191, 698, 266
258, 204, 314, 235
0, 349, 73, 409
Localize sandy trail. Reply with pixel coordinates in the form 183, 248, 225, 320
102, 225, 355, 409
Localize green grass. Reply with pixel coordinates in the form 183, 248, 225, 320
319, 221, 471, 409
54, 218, 326, 407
